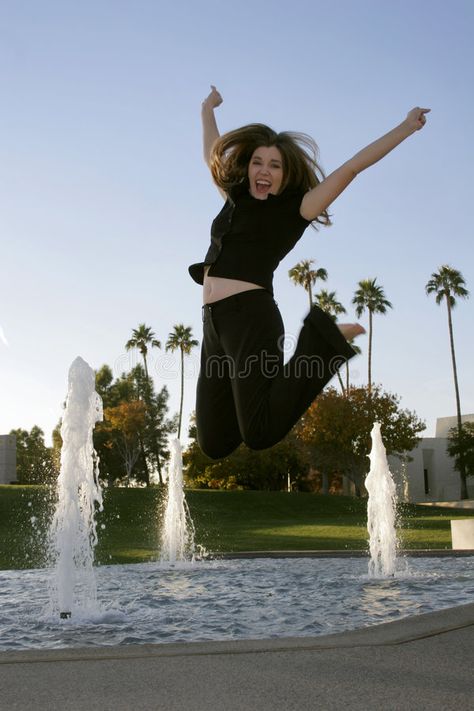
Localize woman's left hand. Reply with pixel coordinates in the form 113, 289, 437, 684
405, 107, 430, 132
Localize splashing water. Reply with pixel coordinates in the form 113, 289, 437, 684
160, 439, 196, 563
48, 357, 103, 618
365, 422, 398, 578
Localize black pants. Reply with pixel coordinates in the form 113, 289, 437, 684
196, 289, 356, 459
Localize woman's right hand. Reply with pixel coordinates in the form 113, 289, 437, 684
202, 85, 223, 111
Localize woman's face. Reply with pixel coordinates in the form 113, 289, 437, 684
248, 145, 284, 199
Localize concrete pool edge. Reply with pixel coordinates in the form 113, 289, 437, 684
0, 602, 473, 665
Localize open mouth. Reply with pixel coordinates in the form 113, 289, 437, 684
255, 179, 272, 195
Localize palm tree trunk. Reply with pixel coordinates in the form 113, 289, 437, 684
346, 360, 350, 393
155, 455, 163, 485
336, 369, 346, 395
138, 433, 150, 487
368, 310, 373, 396
446, 300, 468, 499
142, 353, 163, 485
178, 348, 184, 440
307, 284, 313, 311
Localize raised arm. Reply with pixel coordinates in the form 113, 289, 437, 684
300, 107, 430, 222
201, 85, 226, 198
202, 85, 223, 164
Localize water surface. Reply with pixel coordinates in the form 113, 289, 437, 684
1, 557, 472, 651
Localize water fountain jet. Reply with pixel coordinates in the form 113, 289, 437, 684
48, 356, 103, 618
160, 438, 196, 563
365, 422, 398, 578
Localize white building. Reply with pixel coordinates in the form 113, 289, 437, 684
389, 415, 474, 503
0, 435, 17, 484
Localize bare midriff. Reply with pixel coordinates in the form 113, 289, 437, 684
203, 266, 264, 304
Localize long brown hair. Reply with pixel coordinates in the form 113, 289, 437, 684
210, 123, 331, 226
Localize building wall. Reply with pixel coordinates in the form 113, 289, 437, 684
435, 413, 474, 437
0, 435, 17, 484
389, 434, 474, 503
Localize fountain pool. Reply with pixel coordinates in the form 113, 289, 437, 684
1, 556, 472, 652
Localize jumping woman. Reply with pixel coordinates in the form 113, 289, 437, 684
189, 86, 429, 459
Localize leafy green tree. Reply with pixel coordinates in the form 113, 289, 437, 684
143, 382, 177, 485
51, 422, 62, 474
96, 366, 140, 409
447, 423, 474, 484
92, 365, 174, 486
94, 367, 144, 484
95, 364, 114, 400
296, 386, 425, 496
120, 365, 176, 486
182, 415, 215, 482
10, 426, 58, 484
289, 259, 328, 310
103, 401, 147, 484
166, 324, 199, 439
352, 278, 392, 394
426, 265, 470, 499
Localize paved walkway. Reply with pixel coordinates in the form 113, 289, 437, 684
1, 602, 473, 710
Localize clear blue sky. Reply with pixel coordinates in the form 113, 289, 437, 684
1, 0, 473, 446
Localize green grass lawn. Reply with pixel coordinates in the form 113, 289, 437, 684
1, 485, 473, 570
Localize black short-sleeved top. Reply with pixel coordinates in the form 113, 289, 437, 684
188, 184, 311, 296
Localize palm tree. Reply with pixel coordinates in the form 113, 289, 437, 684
352, 278, 392, 395
125, 324, 161, 485
315, 289, 347, 393
426, 265, 469, 499
315, 289, 346, 319
125, 324, 161, 382
289, 259, 328, 310
166, 325, 199, 439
